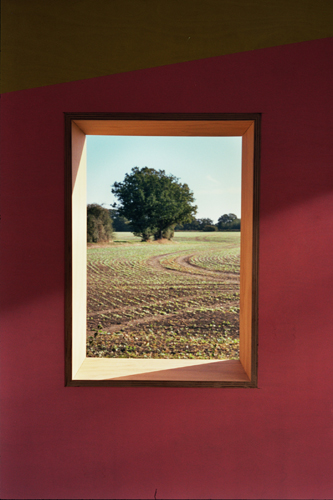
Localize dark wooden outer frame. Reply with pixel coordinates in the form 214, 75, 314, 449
65, 113, 260, 387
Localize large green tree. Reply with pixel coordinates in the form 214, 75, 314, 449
87, 204, 113, 243
112, 167, 197, 241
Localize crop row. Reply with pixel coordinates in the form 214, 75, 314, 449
87, 231, 240, 359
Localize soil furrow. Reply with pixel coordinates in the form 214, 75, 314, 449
88, 289, 239, 317
87, 299, 239, 335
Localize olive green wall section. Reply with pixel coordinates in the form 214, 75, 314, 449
2, 0, 333, 93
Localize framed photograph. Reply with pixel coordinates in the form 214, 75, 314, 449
65, 113, 260, 387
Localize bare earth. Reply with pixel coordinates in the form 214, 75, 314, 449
86, 232, 240, 360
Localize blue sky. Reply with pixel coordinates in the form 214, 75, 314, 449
86, 135, 242, 224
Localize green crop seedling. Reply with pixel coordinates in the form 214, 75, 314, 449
86, 231, 240, 360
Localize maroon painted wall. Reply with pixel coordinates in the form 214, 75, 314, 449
1, 38, 333, 499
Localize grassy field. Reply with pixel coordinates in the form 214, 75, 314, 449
87, 231, 240, 359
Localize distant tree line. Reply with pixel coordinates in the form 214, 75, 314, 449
87, 205, 240, 243
175, 213, 240, 232
87, 203, 240, 243
217, 213, 241, 231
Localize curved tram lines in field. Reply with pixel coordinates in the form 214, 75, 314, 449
87, 232, 241, 361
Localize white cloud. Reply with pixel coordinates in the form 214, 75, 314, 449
206, 175, 220, 184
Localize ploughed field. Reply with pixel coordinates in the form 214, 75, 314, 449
87, 231, 240, 359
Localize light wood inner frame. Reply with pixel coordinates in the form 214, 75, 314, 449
65, 113, 260, 387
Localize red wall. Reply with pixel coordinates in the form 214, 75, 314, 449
1, 38, 333, 499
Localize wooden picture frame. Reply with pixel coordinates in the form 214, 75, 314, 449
65, 113, 260, 387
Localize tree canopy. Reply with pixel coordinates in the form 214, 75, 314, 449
202, 224, 218, 232
217, 213, 240, 231
87, 204, 113, 243
111, 167, 197, 241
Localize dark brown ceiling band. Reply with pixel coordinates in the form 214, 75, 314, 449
2, 0, 333, 93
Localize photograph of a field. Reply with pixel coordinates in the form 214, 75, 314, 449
87, 231, 240, 360
86, 134, 242, 360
